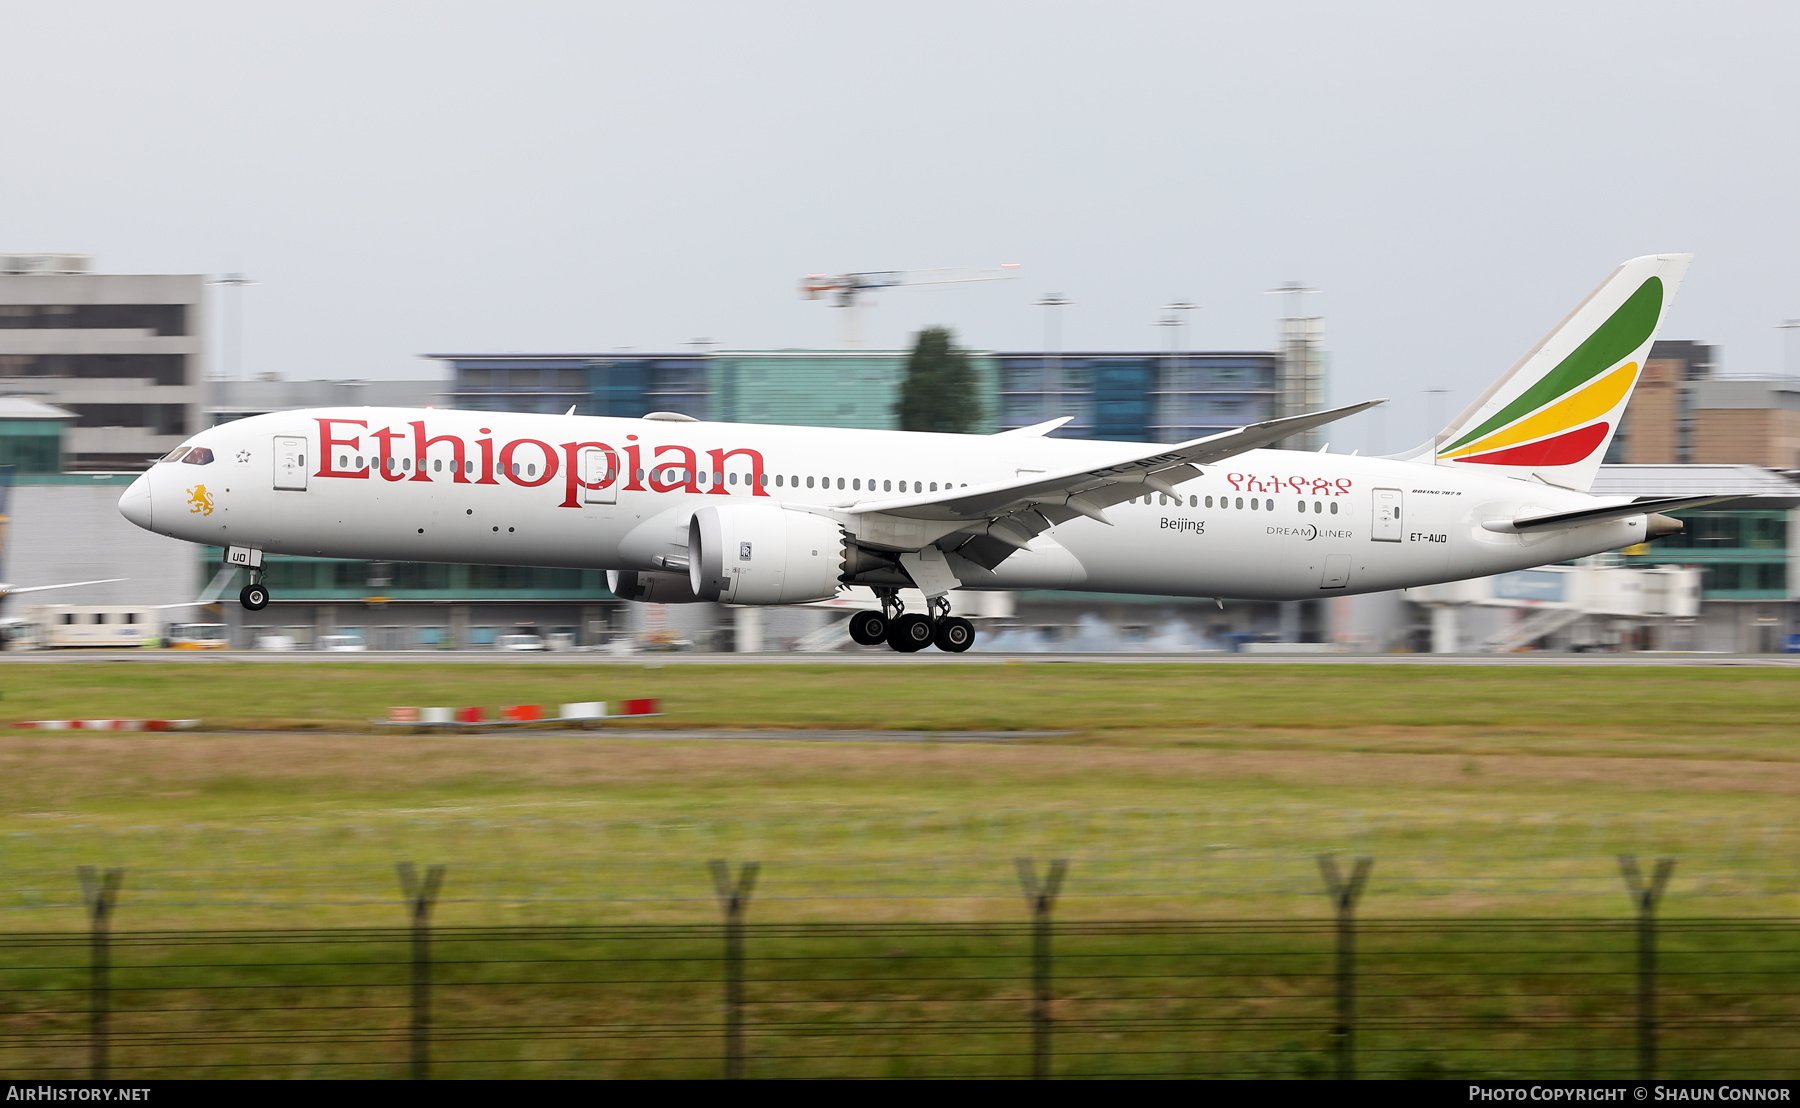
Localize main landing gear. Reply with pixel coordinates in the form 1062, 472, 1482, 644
849, 591, 974, 653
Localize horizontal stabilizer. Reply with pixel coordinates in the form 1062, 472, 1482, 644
1482, 494, 1743, 534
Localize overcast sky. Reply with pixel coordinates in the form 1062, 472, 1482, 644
7, 2, 1799, 452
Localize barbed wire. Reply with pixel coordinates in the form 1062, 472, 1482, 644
2, 916, 1796, 1079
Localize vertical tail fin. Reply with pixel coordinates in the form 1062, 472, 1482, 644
1434, 254, 1691, 491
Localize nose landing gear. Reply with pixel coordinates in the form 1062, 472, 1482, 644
224, 547, 271, 611
236, 560, 270, 612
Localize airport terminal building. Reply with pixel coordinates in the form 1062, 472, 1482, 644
427, 347, 1291, 446
0, 255, 205, 472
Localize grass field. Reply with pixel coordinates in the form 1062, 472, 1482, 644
2, 662, 1797, 1078
0, 663, 1794, 926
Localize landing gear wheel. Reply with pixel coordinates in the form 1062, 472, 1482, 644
848, 610, 888, 646
934, 616, 975, 653
887, 612, 934, 653
240, 583, 269, 611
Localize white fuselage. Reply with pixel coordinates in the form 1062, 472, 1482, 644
123, 407, 1648, 602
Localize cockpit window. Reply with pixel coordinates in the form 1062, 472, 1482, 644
180, 447, 215, 465
160, 446, 191, 463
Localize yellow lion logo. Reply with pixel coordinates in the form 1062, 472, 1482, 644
186, 485, 215, 516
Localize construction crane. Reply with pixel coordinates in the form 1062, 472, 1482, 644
799, 264, 1022, 348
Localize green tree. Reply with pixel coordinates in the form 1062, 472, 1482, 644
895, 326, 984, 433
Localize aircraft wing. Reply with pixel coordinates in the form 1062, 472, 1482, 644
1, 578, 125, 596
845, 399, 1384, 568
1484, 494, 1744, 534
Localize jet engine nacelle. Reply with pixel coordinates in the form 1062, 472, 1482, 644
688, 503, 844, 604
607, 570, 701, 604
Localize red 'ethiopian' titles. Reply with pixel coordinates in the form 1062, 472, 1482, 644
313, 418, 769, 507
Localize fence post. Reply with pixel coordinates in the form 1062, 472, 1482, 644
1015, 857, 1068, 1080
396, 862, 446, 1081
1317, 854, 1372, 1081
77, 867, 124, 1081
708, 860, 759, 1080
1618, 855, 1674, 1081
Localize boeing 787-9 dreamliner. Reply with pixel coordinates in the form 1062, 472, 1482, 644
118, 254, 1730, 652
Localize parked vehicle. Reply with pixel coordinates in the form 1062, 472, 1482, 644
167, 623, 229, 650
497, 633, 547, 651
29, 606, 162, 649
639, 629, 694, 652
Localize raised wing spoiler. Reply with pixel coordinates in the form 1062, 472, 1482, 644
1481, 494, 1744, 534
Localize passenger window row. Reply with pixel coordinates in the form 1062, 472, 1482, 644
645, 468, 765, 487
1128, 493, 1341, 515
336, 455, 482, 475
623, 473, 972, 495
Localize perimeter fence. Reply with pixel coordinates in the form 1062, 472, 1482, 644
3, 856, 1798, 1080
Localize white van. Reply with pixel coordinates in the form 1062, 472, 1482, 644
26, 606, 161, 648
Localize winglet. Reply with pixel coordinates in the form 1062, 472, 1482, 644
995, 416, 1074, 438
1175, 398, 1386, 466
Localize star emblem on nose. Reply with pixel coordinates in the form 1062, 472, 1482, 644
237, 450, 252, 463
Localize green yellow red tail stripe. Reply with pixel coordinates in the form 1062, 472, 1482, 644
1433, 255, 1688, 492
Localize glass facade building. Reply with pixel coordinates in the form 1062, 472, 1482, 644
709, 351, 999, 431
199, 544, 617, 650
0, 399, 70, 473
1619, 509, 1790, 599
994, 352, 1279, 441
440, 355, 710, 420
432, 348, 1279, 443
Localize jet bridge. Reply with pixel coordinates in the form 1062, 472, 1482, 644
1406, 559, 1702, 653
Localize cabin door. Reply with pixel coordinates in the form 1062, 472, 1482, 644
1372, 488, 1403, 542
582, 447, 619, 504
274, 435, 308, 491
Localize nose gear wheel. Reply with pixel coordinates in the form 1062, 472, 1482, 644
236, 558, 271, 611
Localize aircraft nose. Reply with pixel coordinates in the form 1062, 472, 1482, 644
118, 473, 153, 531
